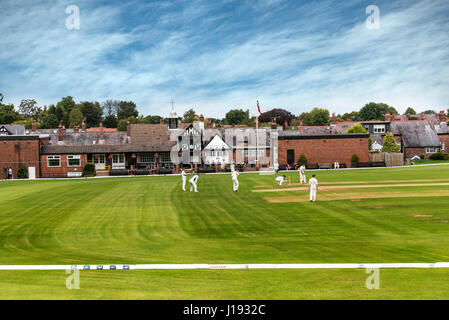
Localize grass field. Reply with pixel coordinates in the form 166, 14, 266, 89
1, 164, 449, 299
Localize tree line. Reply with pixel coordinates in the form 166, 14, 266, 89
0, 92, 447, 130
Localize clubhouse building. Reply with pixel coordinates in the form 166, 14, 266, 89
1, 109, 448, 179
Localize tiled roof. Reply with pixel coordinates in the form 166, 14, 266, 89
390, 122, 443, 147
0, 124, 25, 135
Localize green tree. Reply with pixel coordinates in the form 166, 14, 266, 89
404, 107, 416, 115
117, 101, 138, 120
141, 115, 162, 124
225, 109, 250, 126
359, 102, 397, 121
18, 99, 40, 119
117, 119, 128, 131
69, 107, 83, 128
102, 100, 120, 117
0, 103, 20, 124
382, 132, 400, 152
351, 154, 359, 168
56, 96, 76, 115
297, 154, 307, 167
182, 108, 198, 123
103, 115, 118, 128
341, 111, 362, 121
298, 108, 330, 126
78, 101, 103, 128
55, 104, 67, 126
346, 124, 368, 133
39, 112, 59, 129
422, 109, 436, 114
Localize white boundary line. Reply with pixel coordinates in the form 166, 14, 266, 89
1, 263, 449, 270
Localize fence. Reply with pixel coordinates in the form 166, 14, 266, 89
369, 152, 404, 167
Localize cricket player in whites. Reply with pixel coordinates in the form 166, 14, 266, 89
299, 164, 306, 184
309, 174, 318, 202
275, 175, 287, 186
232, 170, 240, 192
189, 172, 199, 192
181, 169, 187, 191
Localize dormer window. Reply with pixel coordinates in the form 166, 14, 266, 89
373, 125, 385, 133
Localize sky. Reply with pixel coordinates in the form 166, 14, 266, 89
1, 0, 448, 118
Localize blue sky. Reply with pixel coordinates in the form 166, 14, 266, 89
1, 0, 448, 118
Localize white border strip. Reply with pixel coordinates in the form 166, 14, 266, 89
1, 263, 449, 270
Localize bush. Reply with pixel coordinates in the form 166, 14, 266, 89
382, 132, 400, 153
83, 162, 96, 177
429, 152, 446, 160
297, 154, 307, 167
17, 164, 28, 179
420, 153, 425, 160
346, 124, 368, 134
351, 154, 359, 168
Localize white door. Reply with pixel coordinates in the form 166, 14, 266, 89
28, 167, 36, 179
93, 154, 106, 170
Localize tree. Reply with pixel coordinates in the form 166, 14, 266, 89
56, 96, 76, 115
297, 154, 307, 167
404, 107, 416, 115
298, 108, 330, 126
341, 111, 362, 121
69, 107, 83, 128
0, 93, 3, 102
103, 115, 118, 128
117, 119, 128, 131
55, 104, 67, 126
346, 124, 368, 134
382, 132, 400, 152
78, 101, 102, 128
422, 109, 436, 114
182, 108, 198, 123
117, 101, 138, 120
258, 108, 296, 126
359, 102, 397, 121
102, 100, 120, 117
141, 115, 162, 124
351, 154, 359, 168
225, 109, 250, 126
0, 104, 20, 124
39, 112, 59, 129
18, 99, 40, 119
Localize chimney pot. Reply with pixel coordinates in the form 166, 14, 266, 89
81, 120, 86, 131
299, 120, 303, 133
160, 118, 164, 124
385, 112, 391, 122
31, 120, 37, 132
74, 126, 79, 133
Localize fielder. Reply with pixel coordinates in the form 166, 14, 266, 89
309, 174, 318, 202
334, 161, 340, 170
232, 170, 240, 192
275, 175, 286, 186
274, 163, 279, 174
181, 169, 187, 191
299, 164, 306, 184
189, 172, 199, 192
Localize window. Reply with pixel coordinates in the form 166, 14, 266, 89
47, 155, 61, 167
113, 154, 125, 164
243, 150, 265, 157
159, 152, 171, 163
93, 154, 105, 164
373, 125, 386, 133
441, 142, 445, 151
137, 153, 153, 163
67, 155, 81, 167
426, 147, 437, 154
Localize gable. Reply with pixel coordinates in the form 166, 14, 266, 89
0, 126, 11, 135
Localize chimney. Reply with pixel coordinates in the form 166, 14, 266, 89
271, 119, 277, 130
439, 110, 446, 122
199, 114, 204, 123
160, 118, 164, 124
31, 120, 37, 133
74, 125, 79, 133
284, 120, 288, 129
385, 112, 391, 122
207, 119, 212, 129
81, 119, 86, 131
58, 122, 65, 141
330, 113, 337, 124
99, 122, 104, 140
299, 120, 303, 133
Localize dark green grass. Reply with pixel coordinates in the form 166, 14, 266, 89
0, 165, 449, 299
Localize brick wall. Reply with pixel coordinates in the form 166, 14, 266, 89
0, 136, 41, 179
278, 135, 369, 167
40, 154, 88, 178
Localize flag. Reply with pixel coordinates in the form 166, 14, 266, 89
257, 100, 261, 115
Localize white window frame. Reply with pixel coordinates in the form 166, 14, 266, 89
373, 125, 386, 133
137, 153, 153, 163
112, 154, 125, 164
441, 142, 445, 151
47, 155, 61, 167
93, 154, 106, 164
67, 155, 81, 167
426, 147, 437, 154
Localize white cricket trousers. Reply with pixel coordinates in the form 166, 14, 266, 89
233, 178, 239, 191
310, 188, 317, 202
190, 182, 197, 192
300, 173, 306, 184
182, 177, 186, 191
